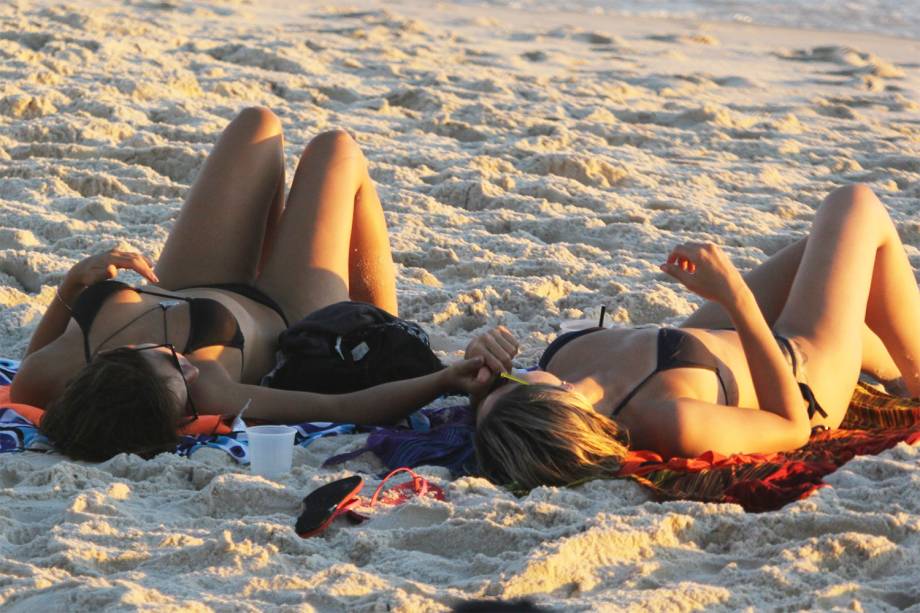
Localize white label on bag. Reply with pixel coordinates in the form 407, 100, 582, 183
335, 336, 345, 360
351, 342, 369, 362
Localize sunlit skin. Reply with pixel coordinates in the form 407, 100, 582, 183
470, 185, 920, 459
11, 107, 490, 427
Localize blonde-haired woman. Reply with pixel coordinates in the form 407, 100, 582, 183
470, 184, 920, 488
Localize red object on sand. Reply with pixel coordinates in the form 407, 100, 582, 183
616, 382, 920, 512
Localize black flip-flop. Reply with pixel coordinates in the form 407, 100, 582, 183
295, 475, 364, 538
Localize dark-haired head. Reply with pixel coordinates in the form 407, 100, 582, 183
474, 383, 629, 489
40, 347, 187, 461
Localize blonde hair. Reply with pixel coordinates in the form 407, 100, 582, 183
474, 383, 629, 489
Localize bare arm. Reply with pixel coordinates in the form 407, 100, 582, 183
25, 250, 160, 357
10, 346, 77, 407
195, 357, 487, 424
661, 243, 811, 445
646, 397, 811, 458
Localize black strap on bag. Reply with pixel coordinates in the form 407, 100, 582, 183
262, 301, 444, 394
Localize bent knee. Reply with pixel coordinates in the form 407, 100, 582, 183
235, 106, 282, 137
303, 129, 365, 165
823, 183, 888, 225
829, 183, 878, 203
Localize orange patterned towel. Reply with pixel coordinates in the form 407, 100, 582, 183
615, 382, 920, 511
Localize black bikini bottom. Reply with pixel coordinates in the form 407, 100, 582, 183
180, 283, 290, 327
774, 334, 828, 420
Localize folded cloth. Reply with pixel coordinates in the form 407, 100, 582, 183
323, 404, 476, 476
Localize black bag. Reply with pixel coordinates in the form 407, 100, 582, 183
262, 301, 444, 394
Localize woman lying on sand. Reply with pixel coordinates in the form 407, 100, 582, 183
470, 184, 920, 488
11, 107, 485, 461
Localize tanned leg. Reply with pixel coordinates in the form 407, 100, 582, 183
155, 107, 285, 288
681, 236, 905, 387
774, 184, 920, 426
255, 130, 397, 323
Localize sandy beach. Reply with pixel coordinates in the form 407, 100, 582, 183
1, 0, 919, 609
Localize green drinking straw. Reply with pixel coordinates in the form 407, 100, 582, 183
500, 371, 531, 386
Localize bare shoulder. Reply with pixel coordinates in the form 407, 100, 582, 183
11, 343, 83, 407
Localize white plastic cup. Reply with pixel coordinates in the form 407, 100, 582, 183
247, 425, 296, 479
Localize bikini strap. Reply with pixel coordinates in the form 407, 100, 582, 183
610, 371, 658, 417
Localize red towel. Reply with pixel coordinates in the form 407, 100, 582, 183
616, 382, 920, 511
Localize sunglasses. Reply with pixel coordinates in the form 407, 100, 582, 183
129, 343, 199, 426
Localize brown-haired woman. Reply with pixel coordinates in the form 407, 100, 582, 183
469, 184, 920, 489
11, 107, 486, 461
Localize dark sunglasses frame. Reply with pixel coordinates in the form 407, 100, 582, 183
129, 343, 199, 426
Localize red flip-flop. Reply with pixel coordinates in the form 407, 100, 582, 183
367, 467, 445, 507
295, 476, 365, 538
295, 469, 446, 538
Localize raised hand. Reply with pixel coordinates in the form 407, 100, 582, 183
660, 242, 746, 306
464, 325, 520, 383
63, 249, 159, 295
441, 357, 491, 396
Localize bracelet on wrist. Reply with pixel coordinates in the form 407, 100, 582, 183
55, 288, 74, 313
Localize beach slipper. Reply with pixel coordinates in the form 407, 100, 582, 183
295, 475, 365, 538
367, 466, 445, 507
295, 469, 445, 538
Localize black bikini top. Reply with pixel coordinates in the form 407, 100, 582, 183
538, 326, 732, 415
71, 280, 244, 362
612, 328, 731, 415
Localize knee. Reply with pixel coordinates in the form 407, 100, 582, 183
825, 183, 887, 223
303, 129, 365, 166
830, 183, 877, 204
235, 106, 282, 137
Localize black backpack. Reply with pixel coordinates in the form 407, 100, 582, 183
262, 301, 444, 394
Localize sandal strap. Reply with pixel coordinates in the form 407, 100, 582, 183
369, 467, 430, 507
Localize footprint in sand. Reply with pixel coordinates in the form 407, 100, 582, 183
0, 94, 60, 119
521, 50, 549, 62
647, 33, 719, 46
422, 117, 488, 143
109, 146, 206, 184
519, 153, 630, 188
0, 252, 52, 293
61, 172, 130, 199
775, 45, 904, 79
206, 44, 324, 75
386, 88, 450, 113
0, 229, 41, 250
545, 26, 630, 48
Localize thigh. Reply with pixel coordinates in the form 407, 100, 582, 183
681, 239, 806, 329
155, 107, 285, 289
774, 186, 884, 418
256, 130, 365, 321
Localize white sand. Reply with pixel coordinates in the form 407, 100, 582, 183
1, 0, 919, 610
